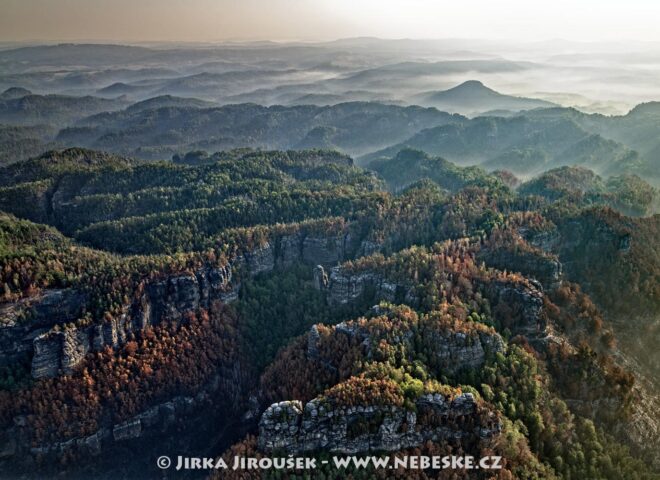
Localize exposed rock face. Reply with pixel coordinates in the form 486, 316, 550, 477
275, 232, 350, 269
258, 393, 500, 454
61, 328, 91, 375
305, 320, 504, 376
278, 234, 304, 268
18, 395, 195, 458
0, 289, 87, 366
314, 256, 546, 343
112, 419, 141, 442
5, 364, 243, 461
0, 226, 374, 463
427, 330, 505, 375
358, 240, 382, 257
30, 264, 234, 379
0, 289, 87, 329
108, 393, 194, 443
312, 265, 328, 290
314, 258, 545, 343
302, 235, 347, 266
521, 226, 561, 252
30, 327, 94, 378
306, 325, 321, 359
136, 271, 206, 327
20, 229, 357, 380
320, 266, 406, 307
30, 331, 63, 378
480, 278, 546, 336
245, 243, 276, 275
326, 269, 378, 305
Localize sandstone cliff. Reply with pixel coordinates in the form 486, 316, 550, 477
0, 226, 361, 381
259, 393, 500, 454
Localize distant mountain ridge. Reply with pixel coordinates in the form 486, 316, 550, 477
360, 113, 655, 182
0, 91, 658, 186
0, 92, 129, 126
54, 101, 464, 159
412, 80, 556, 116
124, 95, 217, 113
0, 87, 33, 100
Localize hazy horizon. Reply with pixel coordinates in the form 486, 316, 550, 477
3, 1, 660, 115
3, 36, 660, 47
2, 0, 660, 43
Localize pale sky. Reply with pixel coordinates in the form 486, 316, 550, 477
1, 0, 659, 43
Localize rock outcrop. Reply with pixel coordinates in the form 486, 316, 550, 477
31, 327, 92, 378
302, 235, 347, 266
0, 227, 357, 380
29, 264, 234, 379
274, 232, 351, 269
0, 289, 88, 368
314, 263, 545, 340
520, 226, 561, 252
315, 265, 413, 307
305, 318, 505, 377
481, 278, 546, 336
426, 329, 505, 375
258, 393, 500, 454
244, 243, 276, 275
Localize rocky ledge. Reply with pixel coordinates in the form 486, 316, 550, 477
30, 264, 234, 379
258, 393, 500, 454
0, 227, 361, 380
424, 328, 505, 375
313, 262, 546, 339
306, 317, 505, 377
0, 289, 87, 366
313, 265, 417, 307
480, 278, 546, 336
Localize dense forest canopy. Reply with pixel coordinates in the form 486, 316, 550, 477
0, 143, 657, 479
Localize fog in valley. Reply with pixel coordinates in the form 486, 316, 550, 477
2, 38, 660, 187
3, 38, 660, 114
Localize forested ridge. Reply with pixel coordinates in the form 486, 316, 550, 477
0, 146, 657, 479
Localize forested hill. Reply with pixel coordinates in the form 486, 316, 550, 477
0, 148, 382, 253
360, 113, 657, 183
1, 89, 660, 189
0, 147, 658, 478
53, 101, 463, 160
0, 92, 129, 125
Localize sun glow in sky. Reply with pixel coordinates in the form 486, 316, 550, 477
1, 0, 659, 43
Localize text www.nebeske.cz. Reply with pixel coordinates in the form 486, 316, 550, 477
165, 455, 503, 471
